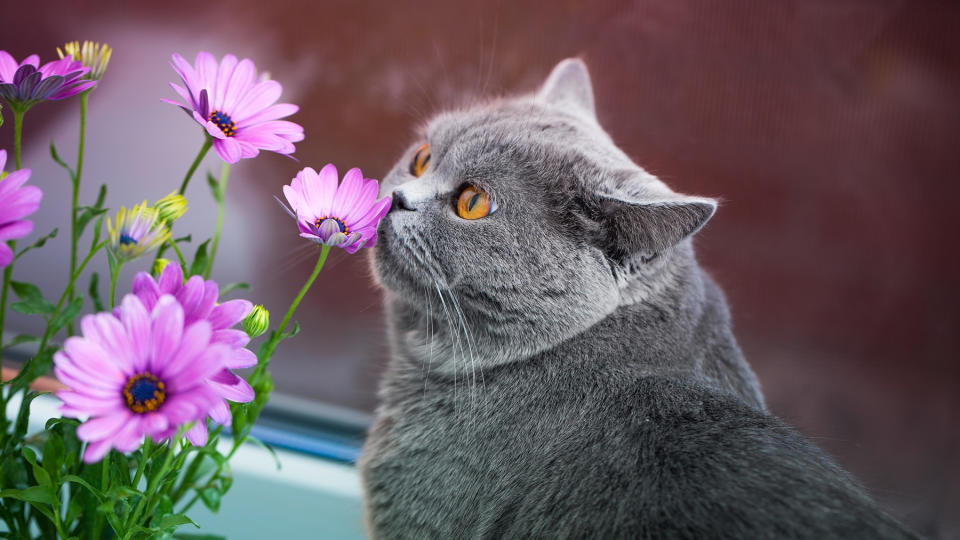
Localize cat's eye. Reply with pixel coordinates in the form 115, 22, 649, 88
409, 143, 431, 177
456, 185, 497, 220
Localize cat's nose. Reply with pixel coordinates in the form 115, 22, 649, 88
391, 190, 416, 212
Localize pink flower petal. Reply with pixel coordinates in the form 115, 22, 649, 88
131, 272, 161, 311
331, 168, 363, 219
77, 413, 130, 442
208, 370, 255, 403
208, 299, 252, 330
186, 422, 209, 446
213, 138, 242, 164
158, 263, 183, 295
150, 296, 185, 370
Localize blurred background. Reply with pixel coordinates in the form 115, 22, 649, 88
1, 0, 957, 537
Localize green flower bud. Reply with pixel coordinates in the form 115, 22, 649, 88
153, 258, 171, 276
152, 192, 188, 224
243, 305, 270, 338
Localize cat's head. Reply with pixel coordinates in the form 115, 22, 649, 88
373, 59, 716, 371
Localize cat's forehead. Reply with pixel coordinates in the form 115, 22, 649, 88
425, 99, 582, 148
421, 98, 640, 182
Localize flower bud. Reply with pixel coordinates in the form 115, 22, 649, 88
152, 192, 188, 224
243, 305, 270, 338
153, 258, 171, 276
58, 41, 113, 81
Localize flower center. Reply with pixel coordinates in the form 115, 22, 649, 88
118, 233, 137, 246
123, 373, 166, 414
315, 217, 347, 233
208, 110, 236, 137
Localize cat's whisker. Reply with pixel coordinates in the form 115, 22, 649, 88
435, 284, 469, 414
448, 290, 484, 411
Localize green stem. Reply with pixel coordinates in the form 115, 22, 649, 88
253, 245, 331, 380
278, 245, 330, 336
177, 137, 212, 196
166, 239, 187, 269
0, 109, 26, 445
123, 433, 179, 536
13, 108, 24, 169
90, 459, 109, 540
37, 241, 106, 352
203, 162, 230, 279
67, 93, 89, 336
108, 253, 122, 310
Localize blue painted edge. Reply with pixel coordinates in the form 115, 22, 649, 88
239, 423, 362, 464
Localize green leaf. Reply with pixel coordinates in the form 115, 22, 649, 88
14, 228, 58, 261
156, 514, 199, 530
42, 430, 65, 483
62, 475, 103, 502
198, 486, 221, 512
49, 296, 84, 334
44, 417, 80, 431
88, 272, 105, 312
8, 391, 42, 442
90, 213, 106, 250
188, 240, 210, 277
218, 282, 250, 298
1, 333, 39, 350
10, 281, 54, 315
50, 140, 76, 180
281, 321, 300, 340
22, 446, 52, 488
173, 234, 192, 244
206, 172, 222, 204
0, 485, 55, 504
7, 349, 55, 392
247, 436, 282, 470
75, 207, 107, 243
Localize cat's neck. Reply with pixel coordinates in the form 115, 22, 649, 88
381, 246, 764, 410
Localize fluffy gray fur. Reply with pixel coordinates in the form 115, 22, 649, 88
359, 59, 916, 539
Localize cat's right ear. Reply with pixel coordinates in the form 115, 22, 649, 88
537, 58, 595, 118
584, 189, 717, 260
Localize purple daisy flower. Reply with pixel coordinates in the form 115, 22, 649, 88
163, 52, 304, 164
0, 149, 42, 267
129, 262, 256, 445
0, 51, 95, 111
280, 165, 391, 253
55, 294, 228, 463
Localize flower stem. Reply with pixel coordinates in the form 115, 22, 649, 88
203, 162, 230, 279
12, 108, 24, 169
108, 252, 122, 309
67, 92, 89, 336
253, 245, 330, 379
123, 432, 181, 537
0, 109, 26, 444
279, 245, 330, 335
177, 137, 212, 196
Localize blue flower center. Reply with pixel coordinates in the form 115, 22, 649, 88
208, 110, 236, 137
123, 373, 166, 414
315, 217, 347, 233
118, 233, 137, 246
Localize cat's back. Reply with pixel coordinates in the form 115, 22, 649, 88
362, 365, 915, 539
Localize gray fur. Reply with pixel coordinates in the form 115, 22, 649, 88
359, 59, 916, 539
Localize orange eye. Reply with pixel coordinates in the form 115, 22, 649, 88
456, 185, 497, 220
409, 143, 431, 177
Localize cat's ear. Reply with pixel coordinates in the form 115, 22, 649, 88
537, 58, 595, 118
587, 189, 717, 258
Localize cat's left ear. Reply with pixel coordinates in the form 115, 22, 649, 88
537, 58, 595, 118
586, 189, 717, 258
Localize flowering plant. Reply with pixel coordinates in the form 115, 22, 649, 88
0, 43, 388, 538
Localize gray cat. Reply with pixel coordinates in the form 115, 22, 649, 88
359, 59, 916, 539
